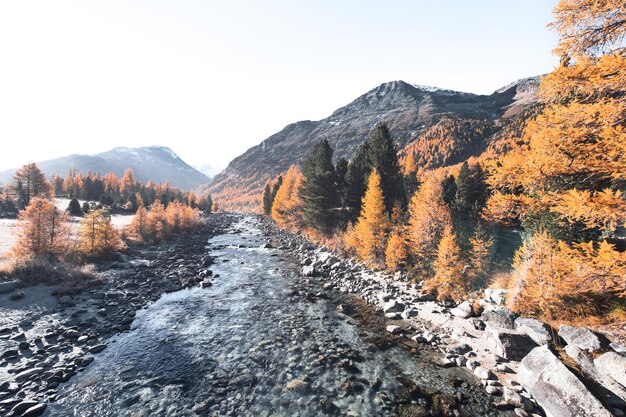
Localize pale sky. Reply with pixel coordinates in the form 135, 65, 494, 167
0, 1, 559, 175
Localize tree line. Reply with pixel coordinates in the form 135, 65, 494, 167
7, 163, 213, 279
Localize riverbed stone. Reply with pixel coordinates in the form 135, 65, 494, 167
450, 301, 474, 318
386, 325, 402, 335
519, 345, 612, 417
514, 317, 552, 346
558, 325, 607, 352
481, 308, 517, 330
0, 280, 17, 294
595, 352, 626, 387
382, 300, 404, 313
485, 324, 537, 361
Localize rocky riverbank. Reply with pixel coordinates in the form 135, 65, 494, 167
258, 216, 626, 417
0, 214, 236, 417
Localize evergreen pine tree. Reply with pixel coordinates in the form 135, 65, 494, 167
367, 123, 406, 213
262, 183, 273, 215
345, 142, 371, 222
300, 139, 341, 234
441, 174, 457, 208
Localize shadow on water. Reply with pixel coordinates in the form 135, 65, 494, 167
46, 217, 513, 417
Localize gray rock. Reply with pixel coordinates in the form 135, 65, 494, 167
0, 280, 17, 294
382, 300, 405, 313
474, 366, 495, 380
485, 324, 537, 361
301, 265, 316, 276
481, 308, 517, 330
610, 342, 626, 355
450, 300, 474, 318
467, 317, 486, 331
22, 403, 47, 417
558, 325, 607, 352
89, 343, 107, 353
514, 317, 552, 346
565, 345, 626, 408
15, 367, 44, 381
448, 343, 471, 355
595, 352, 626, 387
519, 346, 612, 417
386, 325, 402, 335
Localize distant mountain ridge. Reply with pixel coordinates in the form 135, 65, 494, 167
0, 146, 208, 191
203, 76, 542, 210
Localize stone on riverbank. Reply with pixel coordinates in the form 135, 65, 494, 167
558, 325, 608, 352
519, 346, 612, 417
514, 317, 552, 346
595, 352, 626, 388
485, 324, 537, 361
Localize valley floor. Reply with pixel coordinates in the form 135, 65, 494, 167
1, 214, 520, 417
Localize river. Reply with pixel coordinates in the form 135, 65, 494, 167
45, 216, 510, 417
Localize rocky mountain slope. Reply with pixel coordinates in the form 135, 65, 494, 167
203, 76, 542, 210
0, 146, 208, 191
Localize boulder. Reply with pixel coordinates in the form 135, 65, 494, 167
595, 352, 626, 388
485, 324, 537, 361
514, 317, 552, 346
450, 301, 474, 319
558, 325, 608, 352
481, 308, 517, 330
484, 288, 507, 305
386, 325, 402, 335
0, 280, 18, 294
519, 346, 612, 417
565, 345, 626, 408
383, 300, 405, 313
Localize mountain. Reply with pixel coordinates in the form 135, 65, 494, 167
0, 146, 209, 191
203, 76, 542, 210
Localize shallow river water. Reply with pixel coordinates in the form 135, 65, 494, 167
46, 216, 510, 417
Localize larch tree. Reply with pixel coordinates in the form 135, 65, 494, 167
271, 165, 304, 230
120, 168, 136, 200
300, 139, 341, 234
77, 209, 123, 260
406, 174, 452, 276
351, 169, 389, 265
468, 224, 493, 285
131, 206, 149, 241
385, 230, 408, 272
484, 0, 626, 322
11, 198, 70, 261
11, 163, 51, 209
428, 224, 466, 301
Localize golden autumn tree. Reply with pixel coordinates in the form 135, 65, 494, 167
385, 230, 408, 272
77, 209, 123, 260
406, 174, 452, 276
271, 165, 304, 230
485, 0, 626, 236
11, 198, 70, 260
130, 206, 149, 242
426, 224, 467, 301
145, 200, 168, 243
507, 231, 626, 321
468, 224, 493, 284
485, 0, 626, 322
350, 169, 389, 265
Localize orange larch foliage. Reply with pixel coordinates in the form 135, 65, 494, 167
426, 224, 466, 301
350, 169, 389, 265
385, 230, 408, 272
507, 231, 626, 322
11, 198, 70, 261
406, 173, 452, 276
271, 165, 304, 230
77, 209, 124, 260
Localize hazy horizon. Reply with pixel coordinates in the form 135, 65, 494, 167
0, 0, 559, 173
